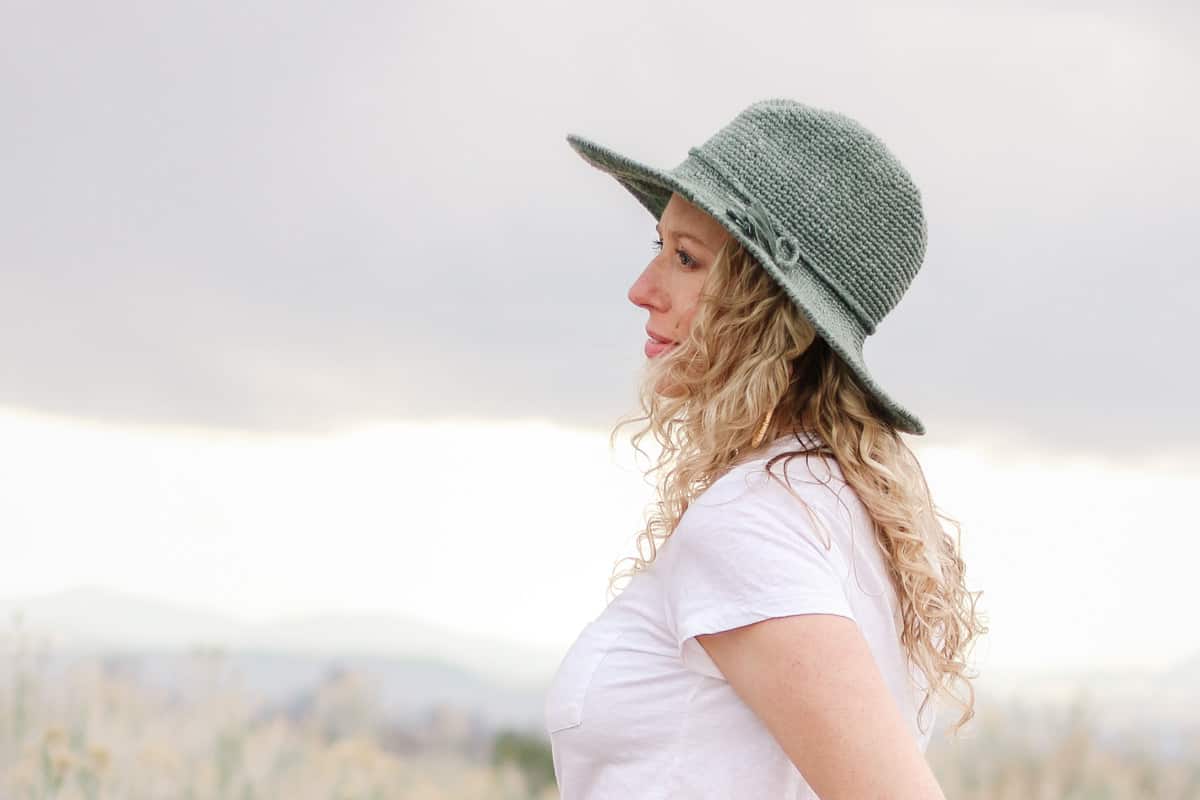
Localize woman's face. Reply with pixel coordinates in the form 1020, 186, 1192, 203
628, 193, 731, 359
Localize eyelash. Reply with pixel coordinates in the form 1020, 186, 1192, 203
651, 237, 698, 268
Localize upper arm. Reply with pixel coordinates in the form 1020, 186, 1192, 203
663, 471, 858, 680
662, 467, 944, 799
696, 613, 945, 800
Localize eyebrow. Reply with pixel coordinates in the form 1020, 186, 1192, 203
655, 223, 712, 252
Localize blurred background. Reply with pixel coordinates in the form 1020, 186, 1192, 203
2, 0, 1198, 797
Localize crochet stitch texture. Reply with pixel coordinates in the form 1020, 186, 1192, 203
566, 97, 928, 436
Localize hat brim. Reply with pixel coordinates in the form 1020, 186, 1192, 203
566, 132, 926, 437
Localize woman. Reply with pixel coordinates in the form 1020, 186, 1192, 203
544, 98, 986, 799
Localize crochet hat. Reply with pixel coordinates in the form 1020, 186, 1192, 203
566, 97, 929, 436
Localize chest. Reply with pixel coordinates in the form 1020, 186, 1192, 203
543, 564, 695, 736
543, 563, 808, 797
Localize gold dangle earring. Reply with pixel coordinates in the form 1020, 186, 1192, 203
750, 405, 775, 448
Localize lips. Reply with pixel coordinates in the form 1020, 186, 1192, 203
645, 338, 676, 358
644, 325, 678, 357
645, 327, 676, 345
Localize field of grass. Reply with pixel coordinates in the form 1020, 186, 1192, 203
3, 618, 1198, 799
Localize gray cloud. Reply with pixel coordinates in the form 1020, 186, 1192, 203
1, 0, 1196, 457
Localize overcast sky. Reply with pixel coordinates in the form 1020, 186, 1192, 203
3, 0, 1197, 455
2, 1, 1198, 675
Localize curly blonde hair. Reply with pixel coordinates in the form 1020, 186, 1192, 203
605, 235, 988, 737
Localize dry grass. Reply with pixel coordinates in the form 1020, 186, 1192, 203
0, 618, 555, 800
4, 614, 1199, 799
927, 695, 1200, 800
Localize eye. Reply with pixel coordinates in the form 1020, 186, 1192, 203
650, 238, 698, 269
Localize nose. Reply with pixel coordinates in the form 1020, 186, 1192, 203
628, 258, 667, 313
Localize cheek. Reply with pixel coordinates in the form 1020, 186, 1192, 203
684, 269, 710, 307
673, 273, 707, 333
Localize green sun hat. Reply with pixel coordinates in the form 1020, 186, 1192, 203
566, 97, 929, 436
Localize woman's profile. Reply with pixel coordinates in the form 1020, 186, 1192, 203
544, 98, 986, 799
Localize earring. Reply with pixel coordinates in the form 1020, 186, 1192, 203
750, 406, 775, 448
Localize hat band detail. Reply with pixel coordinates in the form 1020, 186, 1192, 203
686, 147, 878, 336
723, 200, 801, 270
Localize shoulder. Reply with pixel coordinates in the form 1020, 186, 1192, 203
686, 446, 851, 528
664, 448, 860, 572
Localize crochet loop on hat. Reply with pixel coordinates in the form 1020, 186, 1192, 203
723, 199, 801, 271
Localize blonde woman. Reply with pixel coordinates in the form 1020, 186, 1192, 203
544, 99, 986, 799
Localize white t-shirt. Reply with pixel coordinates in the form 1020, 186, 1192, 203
543, 432, 936, 799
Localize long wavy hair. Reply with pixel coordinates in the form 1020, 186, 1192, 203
605, 234, 988, 737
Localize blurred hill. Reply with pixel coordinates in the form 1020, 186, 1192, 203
0, 585, 562, 688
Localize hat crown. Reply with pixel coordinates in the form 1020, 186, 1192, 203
563, 97, 930, 435
674, 99, 927, 335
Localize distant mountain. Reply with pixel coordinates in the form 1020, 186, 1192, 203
0, 585, 562, 690
23, 646, 550, 735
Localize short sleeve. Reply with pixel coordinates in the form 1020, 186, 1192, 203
661, 466, 857, 680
